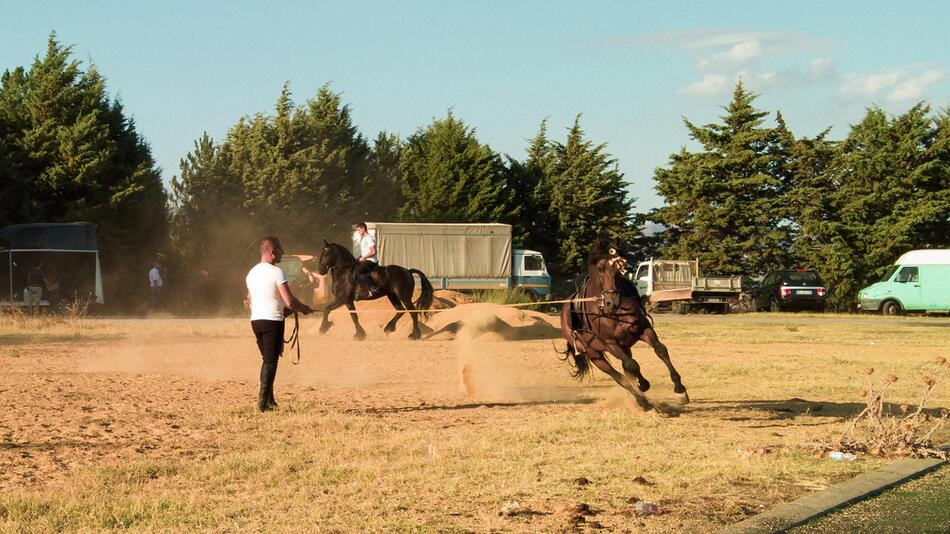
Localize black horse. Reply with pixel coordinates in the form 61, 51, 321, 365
317, 241, 434, 340
559, 237, 689, 412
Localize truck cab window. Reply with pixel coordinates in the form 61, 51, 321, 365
523, 255, 543, 271
896, 266, 918, 283
635, 265, 648, 280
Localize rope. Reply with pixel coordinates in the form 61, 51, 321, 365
320, 296, 598, 315
284, 311, 301, 364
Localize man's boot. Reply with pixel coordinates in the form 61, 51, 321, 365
266, 363, 279, 409
258, 363, 275, 412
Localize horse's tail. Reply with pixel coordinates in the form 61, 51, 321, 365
555, 341, 592, 381
409, 269, 434, 320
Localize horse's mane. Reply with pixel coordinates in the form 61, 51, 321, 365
326, 242, 356, 264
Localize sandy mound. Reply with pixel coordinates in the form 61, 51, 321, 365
308, 291, 559, 342
424, 303, 560, 341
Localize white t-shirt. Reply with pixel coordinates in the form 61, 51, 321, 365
148, 267, 163, 287
246, 262, 287, 321
360, 233, 378, 263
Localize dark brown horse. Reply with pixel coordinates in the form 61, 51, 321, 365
559, 238, 689, 411
317, 241, 434, 340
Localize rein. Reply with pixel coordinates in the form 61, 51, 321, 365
284, 311, 301, 365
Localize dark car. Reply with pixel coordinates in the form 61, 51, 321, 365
749, 270, 827, 312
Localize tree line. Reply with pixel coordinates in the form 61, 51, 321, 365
1, 36, 947, 311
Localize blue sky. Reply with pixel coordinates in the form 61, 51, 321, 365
3, 1, 948, 211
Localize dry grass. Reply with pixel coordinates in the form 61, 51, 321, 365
826, 358, 949, 459
1, 312, 948, 532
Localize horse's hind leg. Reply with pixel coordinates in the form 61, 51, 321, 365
383, 293, 404, 334
640, 327, 689, 405
402, 297, 421, 340
589, 350, 654, 412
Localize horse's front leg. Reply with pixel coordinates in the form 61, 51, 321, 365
605, 342, 650, 393
345, 300, 367, 340
319, 298, 345, 333
639, 327, 689, 405
588, 349, 654, 412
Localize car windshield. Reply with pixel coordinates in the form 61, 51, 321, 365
280, 257, 303, 283
785, 271, 820, 284
879, 265, 899, 283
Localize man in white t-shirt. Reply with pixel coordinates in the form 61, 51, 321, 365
354, 222, 381, 298
245, 237, 313, 412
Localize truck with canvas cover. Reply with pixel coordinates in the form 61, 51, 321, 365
858, 249, 950, 315
354, 222, 551, 297
631, 259, 742, 313
0, 222, 104, 309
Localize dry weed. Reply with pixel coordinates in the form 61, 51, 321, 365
824, 358, 950, 460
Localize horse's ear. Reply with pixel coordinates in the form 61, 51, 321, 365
323, 238, 329, 246
592, 236, 603, 249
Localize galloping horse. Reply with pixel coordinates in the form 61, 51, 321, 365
317, 241, 434, 340
559, 238, 689, 411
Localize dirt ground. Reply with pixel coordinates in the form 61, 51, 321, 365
2, 295, 948, 532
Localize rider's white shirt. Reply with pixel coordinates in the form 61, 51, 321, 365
360, 233, 378, 263
246, 262, 287, 321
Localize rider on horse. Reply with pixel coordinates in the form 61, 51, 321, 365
355, 222, 381, 299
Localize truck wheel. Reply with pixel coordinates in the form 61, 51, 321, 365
721, 303, 730, 315
881, 300, 902, 316
769, 299, 782, 313
673, 302, 691, 314
749, 298, 759, 312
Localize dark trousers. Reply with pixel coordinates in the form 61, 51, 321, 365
251, 320, 284, 411
252, 320, 285, 364
355, 261, 378, 289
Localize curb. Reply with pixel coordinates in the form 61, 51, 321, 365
721, 455, 947, 533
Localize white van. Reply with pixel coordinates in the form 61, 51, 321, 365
858, 249, 950, 315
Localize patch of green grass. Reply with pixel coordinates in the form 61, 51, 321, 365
470, 289, 538, 305
789, 465, 950, 534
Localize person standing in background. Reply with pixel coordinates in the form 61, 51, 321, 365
147, 260, 163, 311
24, 262, 47, 315
245, 237, 313, 412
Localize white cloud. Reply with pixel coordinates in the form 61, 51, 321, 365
807, 58, 837, 81
683, 73, 730, 95
719, 40, 763, 63
887, 69, 944, 101
839, 68, 944, 101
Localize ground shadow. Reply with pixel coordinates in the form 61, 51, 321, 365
689, 398, 947, 423
346, 397, 599, 415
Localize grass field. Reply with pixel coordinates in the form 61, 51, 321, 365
1, 302, 947, 532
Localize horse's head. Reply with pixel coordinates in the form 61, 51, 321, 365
318, 240, 356, 275
317, 240, 336, 275
588, 237, 630, 314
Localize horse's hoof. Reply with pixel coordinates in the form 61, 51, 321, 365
638, 379, 651, 393
319, 323, 332, 334
353, 332, 366, 340
408, 331, 421, 340
676, 391, 690, 405
384, 325, 396, 333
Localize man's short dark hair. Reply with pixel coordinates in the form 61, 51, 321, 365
356, 222, 367, 231
260, 236, 282, 254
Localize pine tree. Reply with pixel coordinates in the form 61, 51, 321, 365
651, 82, 793, 275
795, 104, 950, 309
0, 34, 168, 306
399, 111, 516, 224
548, 115, 636, 275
